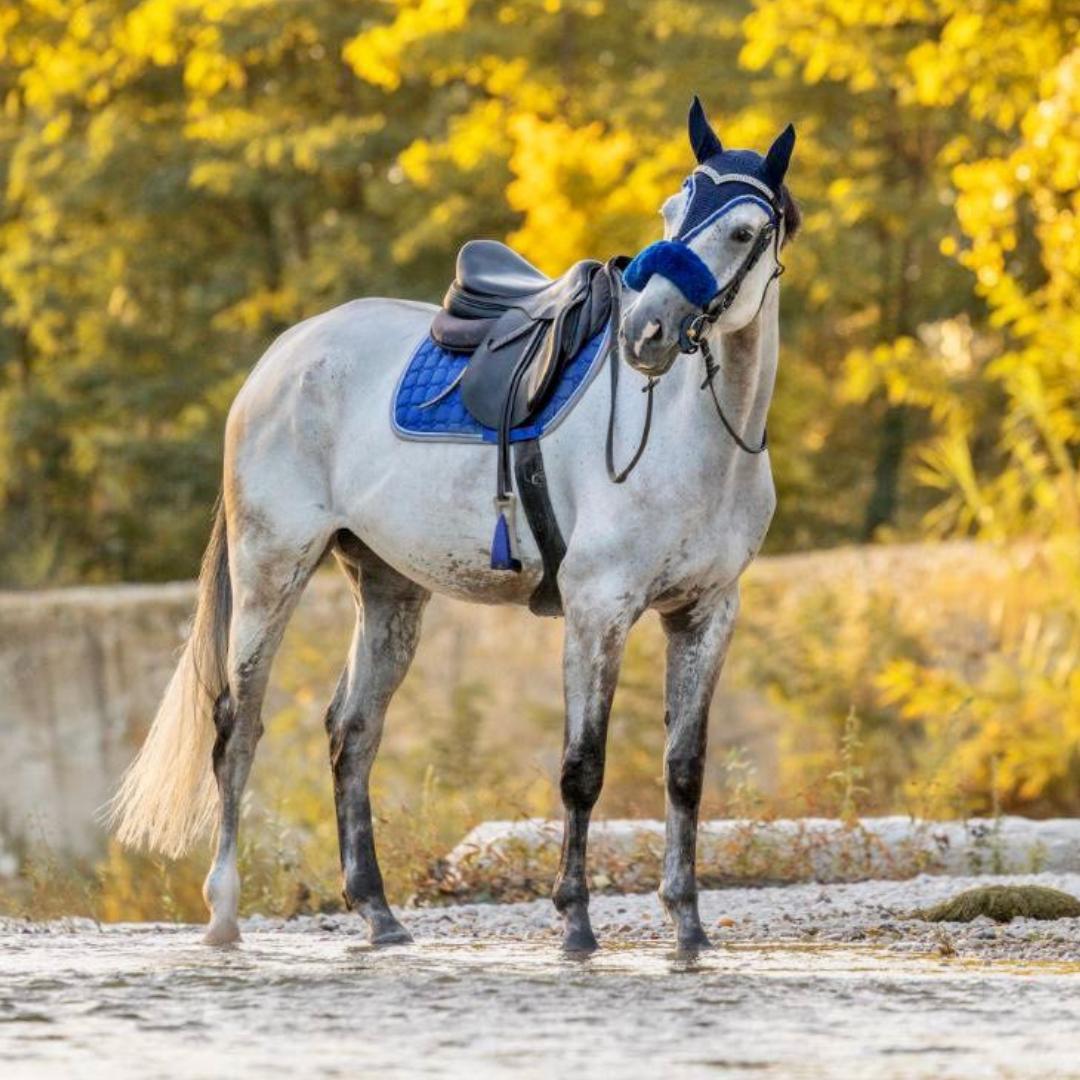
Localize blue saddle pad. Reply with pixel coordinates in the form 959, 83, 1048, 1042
392, 326, 609, 443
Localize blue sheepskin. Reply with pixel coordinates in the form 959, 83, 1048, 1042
623, 241, 718, 307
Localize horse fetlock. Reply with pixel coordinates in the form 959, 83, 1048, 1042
659, 878, 699, 919
557, 894, 599, 953
203, 861, 240, 918
203, 862, 242, 948
552, 886, 598, 953
344, 886, 410, 945
341, 857, 387, 910
552, 868, 590, 911
660, 885, 711, 950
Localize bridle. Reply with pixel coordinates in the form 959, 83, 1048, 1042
605, 191, 785, 483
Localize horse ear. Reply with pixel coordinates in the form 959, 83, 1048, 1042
763, 123, 796, 190
688, 95, 723, 163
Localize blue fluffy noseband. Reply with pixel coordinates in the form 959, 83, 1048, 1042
623, 241, 717, 307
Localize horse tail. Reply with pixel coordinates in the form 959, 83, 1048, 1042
108, 496, 232, 858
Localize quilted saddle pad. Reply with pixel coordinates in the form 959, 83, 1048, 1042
392, 326, 609, 444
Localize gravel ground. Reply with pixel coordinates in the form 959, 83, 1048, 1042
11, 872, 1078, 961
397, 872, 1080, 961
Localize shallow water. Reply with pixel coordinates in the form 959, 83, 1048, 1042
2, 926, 1079, 1079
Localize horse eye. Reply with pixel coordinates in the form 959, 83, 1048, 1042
732, 226, 754, 243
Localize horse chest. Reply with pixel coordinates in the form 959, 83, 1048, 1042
645, 469, 775, 599
553, 456, 772, 616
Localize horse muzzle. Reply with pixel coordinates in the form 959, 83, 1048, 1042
618, 314, 681, 377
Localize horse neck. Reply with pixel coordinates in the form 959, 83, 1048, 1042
667, 283, 779, 470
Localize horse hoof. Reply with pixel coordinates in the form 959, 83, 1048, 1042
203, 921, 241, 947
676, 927, 713, 953
370, 922, 413, 947
561, 927, 599, 955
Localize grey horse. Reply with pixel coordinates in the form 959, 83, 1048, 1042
111, 98, 799, 953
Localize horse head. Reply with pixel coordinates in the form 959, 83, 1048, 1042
620, 96, 800, 376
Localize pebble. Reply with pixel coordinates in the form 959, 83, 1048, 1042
14, 872, 1080, 962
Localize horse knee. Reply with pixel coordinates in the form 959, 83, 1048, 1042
560, 746, 605, 810
327, 708, 379, 771
665, 753, 704, 810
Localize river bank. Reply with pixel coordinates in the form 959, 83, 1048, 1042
4, 873, 1080, 1080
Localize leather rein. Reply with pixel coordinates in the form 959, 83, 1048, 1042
605, 218, 783, 484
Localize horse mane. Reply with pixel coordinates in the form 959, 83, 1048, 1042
780, 185, 802, 243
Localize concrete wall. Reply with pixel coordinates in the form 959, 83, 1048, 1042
0, 584, 195, 861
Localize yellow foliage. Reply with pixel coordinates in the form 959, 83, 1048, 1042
343, 0, 471, 90
2, 0, 1080, 829
506, 115, 638, 269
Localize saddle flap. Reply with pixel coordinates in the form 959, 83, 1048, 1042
458, 260, 614, 431
459, 309, 544, 430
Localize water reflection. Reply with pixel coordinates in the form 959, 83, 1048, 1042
2, 929, 1079, 1079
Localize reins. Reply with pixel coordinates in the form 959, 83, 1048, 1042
605, 261, 658, 484
604, 218, 783, 482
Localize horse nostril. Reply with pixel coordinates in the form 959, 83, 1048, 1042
631, 318, 664, 358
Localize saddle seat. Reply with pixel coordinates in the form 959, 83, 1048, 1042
431, 240, 613, 431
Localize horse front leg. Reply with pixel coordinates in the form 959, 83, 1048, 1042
553, 589, 637, 953
659, 587, 739, 951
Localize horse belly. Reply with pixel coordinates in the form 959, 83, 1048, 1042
337, 418, 547, 607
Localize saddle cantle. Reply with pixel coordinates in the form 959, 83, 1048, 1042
425, 240, 618, 610
443, 241, 552, 316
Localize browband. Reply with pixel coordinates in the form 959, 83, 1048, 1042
693, 166, 778, 203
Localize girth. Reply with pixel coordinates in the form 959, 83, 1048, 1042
428, 240, 615, 607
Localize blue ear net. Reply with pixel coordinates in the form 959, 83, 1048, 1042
623, 241, 718, 307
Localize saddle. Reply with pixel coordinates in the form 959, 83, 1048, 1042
428, 240, 617, 607
432, 240, 613, 429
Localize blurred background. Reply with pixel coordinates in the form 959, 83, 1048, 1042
1, 0, 1078, 919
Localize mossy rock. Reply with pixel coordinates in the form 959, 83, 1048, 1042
911, 885, 1080, 923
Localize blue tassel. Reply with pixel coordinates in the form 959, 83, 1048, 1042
490, 498, 522, 572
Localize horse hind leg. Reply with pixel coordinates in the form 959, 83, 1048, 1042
203, 528, 331, 946
326, 542, 429, 944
